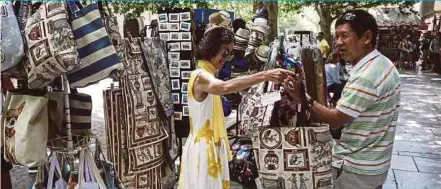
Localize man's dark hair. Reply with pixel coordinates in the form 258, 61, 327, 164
335, 9, 378, 47
196, 27, 234, 61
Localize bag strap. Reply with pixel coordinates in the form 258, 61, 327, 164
85, 148, 107, 189
78, 149, 85, 188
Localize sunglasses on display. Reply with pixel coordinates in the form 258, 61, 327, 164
222, 50, 235, 62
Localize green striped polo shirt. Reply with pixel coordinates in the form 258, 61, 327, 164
333, 49, 401, 175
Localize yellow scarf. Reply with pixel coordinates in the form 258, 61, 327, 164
188, 60, 232, 161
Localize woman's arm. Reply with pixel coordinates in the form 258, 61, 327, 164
194, 68, 293, 96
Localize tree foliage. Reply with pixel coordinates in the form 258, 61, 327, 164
111, 1, 210, 19
281, 1, 418, 45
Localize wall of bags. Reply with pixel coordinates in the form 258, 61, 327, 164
1, 1, 179, 189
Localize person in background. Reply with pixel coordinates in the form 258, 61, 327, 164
178, 27, 294, 189
284, 10, 400, 189
421, 32, 432, 70
430, 32, 441, 72
317, 32, 331, 60
232, 18, 246, 33
338, 57, 349, 87
325, 52, 343, 106
398, 35, 413, 69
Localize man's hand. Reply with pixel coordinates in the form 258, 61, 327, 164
283, 74, 303, 102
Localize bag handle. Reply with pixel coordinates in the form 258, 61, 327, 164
47, 152, 64, 189
66, 1, 83, 14
97, 1, 113, 17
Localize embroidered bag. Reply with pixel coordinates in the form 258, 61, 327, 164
66, 2, 122, 88
0, 1, 25, 71
21, 2, 80, 89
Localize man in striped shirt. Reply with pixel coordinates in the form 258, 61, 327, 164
285, 10, 400, 189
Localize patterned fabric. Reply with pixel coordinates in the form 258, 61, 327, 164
140, 37, 173, 117
252, 125, 333, 189
102, 37, 174, 188
0, 1, 25, 71
238, 81, 275, 137
334, 50, 401, 175
66, 2, 123, 88
178, 66, 231, 189
22, 2, 80, 89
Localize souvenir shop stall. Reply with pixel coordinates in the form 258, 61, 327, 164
1, 1, 333, 188
372, 7, 422, 63
204, 8, 332, 189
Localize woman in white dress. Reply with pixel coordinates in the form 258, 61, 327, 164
178, 27, 293, 189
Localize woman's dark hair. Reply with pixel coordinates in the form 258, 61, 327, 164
335, 9, 378, 47
196, 27, 234, 61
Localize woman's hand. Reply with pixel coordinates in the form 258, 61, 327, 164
263, 68, 295, 83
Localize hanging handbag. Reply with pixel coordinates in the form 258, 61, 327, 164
0, 1, 25, 71
1, 89, 48, 167
47, 152, 68, 189
21, 2, 80, 89
140, 37, 173, 117
66, 2, 122, 88
64, 92, 92, 130
75, 149, 107, 189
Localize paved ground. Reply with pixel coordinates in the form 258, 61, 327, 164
10, 71, 441, 189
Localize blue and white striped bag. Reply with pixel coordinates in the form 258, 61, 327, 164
67, 2, 123, 88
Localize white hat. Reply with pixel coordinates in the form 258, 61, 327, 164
255, 45, 270, 63
235, 28, 250, 42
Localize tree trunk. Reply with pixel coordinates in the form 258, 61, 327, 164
254, 1, 278, 43
316, 3, 333, 52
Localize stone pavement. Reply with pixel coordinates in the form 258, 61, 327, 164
383, 71, 441, 189
10, 71, 441, 189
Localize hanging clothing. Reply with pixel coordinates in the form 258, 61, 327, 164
178, 60, 231, 189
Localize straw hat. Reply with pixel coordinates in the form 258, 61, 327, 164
235, 28, 250, 42
251, 17, 270, 34
255, 45, 270, 63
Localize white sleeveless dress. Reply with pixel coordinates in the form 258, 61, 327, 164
178, 69, 231, 189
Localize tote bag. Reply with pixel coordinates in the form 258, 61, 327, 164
0, 1, 25, 71
22, 2, 80, 89
1, 90, 48, 167
252, 125, 333, 189
66, 2, 122, 88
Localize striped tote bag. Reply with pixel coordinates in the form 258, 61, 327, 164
67, 2, 122, 88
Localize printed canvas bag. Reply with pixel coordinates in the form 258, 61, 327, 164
252, 125, 333, 189
22, 2, 80, 89
1, 90, 48, 167
0, 1, 25, 71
